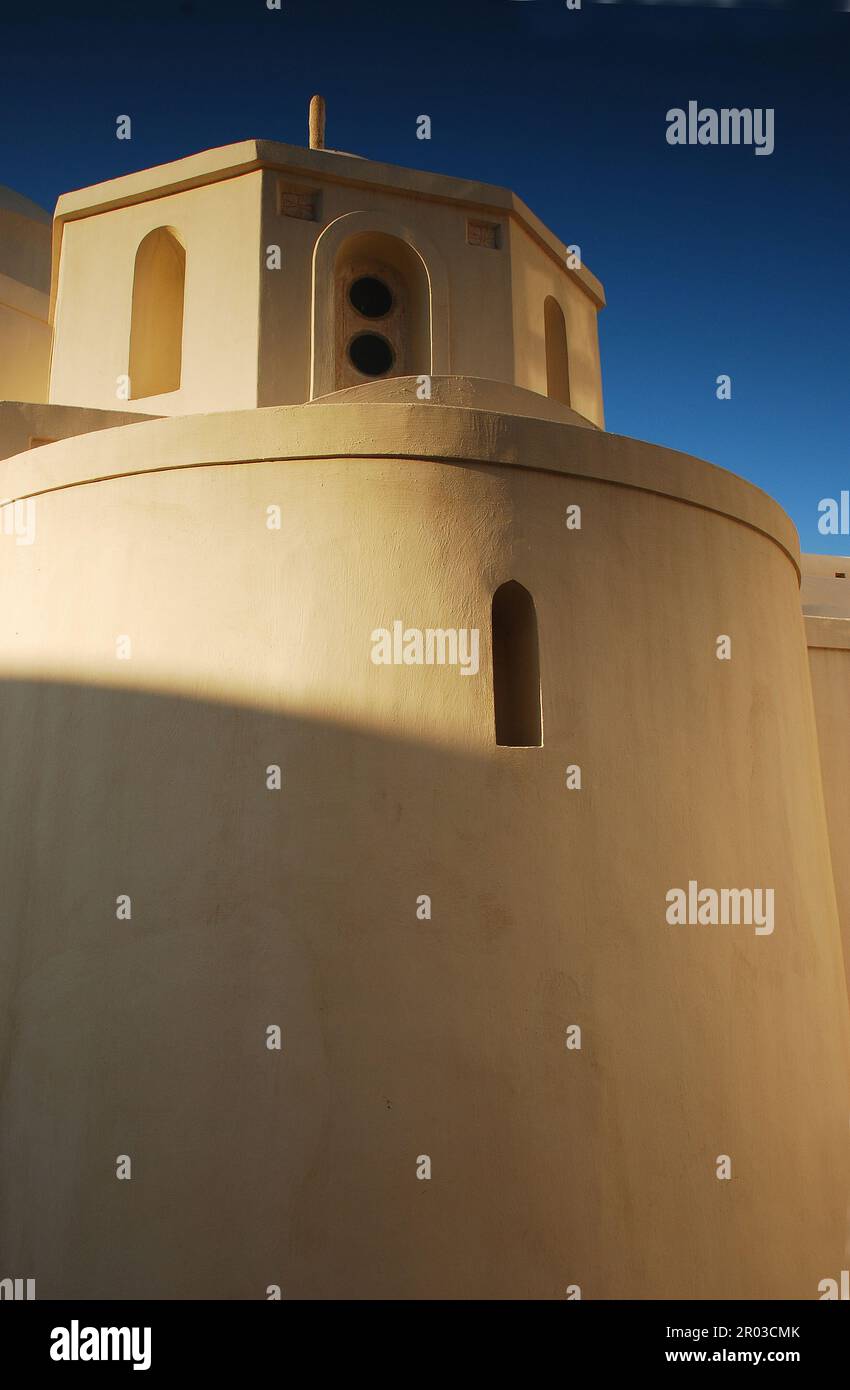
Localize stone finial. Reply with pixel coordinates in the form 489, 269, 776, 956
309, 95, 326, 151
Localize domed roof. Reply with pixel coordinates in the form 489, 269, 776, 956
0, 184, 51, 224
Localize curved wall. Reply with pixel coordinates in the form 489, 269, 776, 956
0, 403, 847, 1299
806, 617, 850, 1007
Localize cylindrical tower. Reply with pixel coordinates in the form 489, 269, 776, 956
0, 388, 847, 1298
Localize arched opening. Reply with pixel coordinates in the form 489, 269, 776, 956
544, 296, 570, 407
492, 581, 542, 747
129, 227, 185, 398
334, 230, 430, 389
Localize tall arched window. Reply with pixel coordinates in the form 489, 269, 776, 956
129, 227, 186, 398
492, 581, 542, 747
544, 296, 570, 407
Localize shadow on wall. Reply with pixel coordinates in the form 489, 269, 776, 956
0, 676, 845, 1301
0, 676, 597, 1300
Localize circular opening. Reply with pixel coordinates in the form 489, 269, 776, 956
349, 276, 393, 319
348, 332, 395, 377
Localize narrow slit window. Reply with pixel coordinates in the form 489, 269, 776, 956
492, 581, 542, 747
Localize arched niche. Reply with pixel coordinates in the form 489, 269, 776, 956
311, 212, 449, 399
128, 227, 186, 399
544, 295, 570, 407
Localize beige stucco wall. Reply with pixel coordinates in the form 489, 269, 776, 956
259, 160, 603, 416
0, 400, 846, 1299
46, 141, 604, 423
802, 552, 850, 620
805, 606, 850, 1006
258, 170, 516, 405
49, 172, 264, 416
261, 161, 605, 419
0, 198, 52, 404
508, 219, 604, 428
0, 293, 51, 404
802, 556, 850, 1005
0, 401, 157, 462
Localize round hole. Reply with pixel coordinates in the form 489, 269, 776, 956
348, 332, 395, 377
349, 276, 393, 319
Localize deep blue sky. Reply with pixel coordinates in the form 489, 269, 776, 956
1, 0, 847, 552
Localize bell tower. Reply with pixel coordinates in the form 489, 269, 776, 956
45, 102, 605, 423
